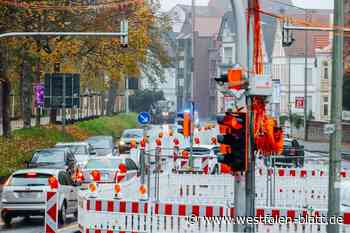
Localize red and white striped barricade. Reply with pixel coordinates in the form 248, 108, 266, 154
78, 198, 235, 233
160, 174, 234, 206
255, 167, 350, 209
45, 191, 58, 233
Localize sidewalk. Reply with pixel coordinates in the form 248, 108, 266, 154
0, 117, 50, 136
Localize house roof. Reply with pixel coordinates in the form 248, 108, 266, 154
177, 4, 224, 17
284, 12, 332, 56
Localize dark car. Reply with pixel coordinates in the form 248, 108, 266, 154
27, 148, 78, 177
118, 129, 144, 153
85, 136, 118, 157
267, 138, 304, 167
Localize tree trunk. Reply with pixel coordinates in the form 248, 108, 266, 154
2, 79, 11, 137
107, 80, 117, 116
49, 108, 57, 124
20, 60, 33, 128
35, 63, 41, 126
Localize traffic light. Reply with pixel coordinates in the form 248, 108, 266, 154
214, 67, 248, 90
177, 111, 191, 137
216, 112, 248, 172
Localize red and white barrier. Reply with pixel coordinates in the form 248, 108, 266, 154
45, 191, 58, 233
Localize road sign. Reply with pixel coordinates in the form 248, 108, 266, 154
138, 112, 151, 125
44, 73, 80, 108
34, 83, 45, 107
295, 97, 304, 109
324, 124, 336, 135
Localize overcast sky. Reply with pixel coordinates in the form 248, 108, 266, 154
160, 0, 333, 12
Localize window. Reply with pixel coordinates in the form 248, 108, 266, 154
126, 159, 138, 171
223, 47, 233, 64
324, 67, 329, 79
323, 97, 329, 116
307, 68, 313, 84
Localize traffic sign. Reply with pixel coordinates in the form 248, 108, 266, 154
138, 112, 151, 125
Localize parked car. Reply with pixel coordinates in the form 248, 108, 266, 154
79, 156, 138, 187
85, 136, 118, 157
265, 138, 305, 167
55, 142, 96, 168
27, 148, 78, 177
180, 145, 220, 174
118, 129, 144, 153
1, 168, 78, 225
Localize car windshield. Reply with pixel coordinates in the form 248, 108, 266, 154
122, 130, 143, 138
9, 173, 52, 186
285, 140, 293, 147
88, 139, 111, 149
185, 147, 211, 155
85, 159, 121, 169
56, 145, 87, 154
31, 150, 65, 163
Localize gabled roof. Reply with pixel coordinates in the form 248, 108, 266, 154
217, 11, 236, 41
284, 12, 332, 57
177, 4, 224, 17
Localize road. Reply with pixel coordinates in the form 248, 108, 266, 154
0, 138, 349, 232
0, 216, 78, 233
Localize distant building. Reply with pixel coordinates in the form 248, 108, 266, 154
271, 11, 332, 121
167, 4, 224, 119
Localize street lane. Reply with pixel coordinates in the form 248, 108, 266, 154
0, 215, 78, 233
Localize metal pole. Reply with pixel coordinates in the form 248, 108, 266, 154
191, 0, 196, 101
288, 56, 293, 137
245, 1, 254, 232
327, 0, 343, 232
304, 11, 309, 141
62, 74, 66, 142
125, 77, 129, 113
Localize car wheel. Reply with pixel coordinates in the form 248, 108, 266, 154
73, 210, 78, 219
1, 213, 12, 225
58, 202, 67, 225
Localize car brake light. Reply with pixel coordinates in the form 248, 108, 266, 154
3, 177, 11, 187
91, 170, 101, 182
26, 172, 37, 177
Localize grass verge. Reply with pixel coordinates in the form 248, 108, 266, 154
0, 113, 138, 177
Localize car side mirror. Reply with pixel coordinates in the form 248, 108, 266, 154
90, 151, 97, 155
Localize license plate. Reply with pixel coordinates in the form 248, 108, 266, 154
18, 192, 40, 198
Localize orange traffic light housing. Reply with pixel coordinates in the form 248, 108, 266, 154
183, 112, 191, 137
228, 68, 243, 90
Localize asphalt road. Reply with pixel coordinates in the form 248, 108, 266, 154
0, 216, 78, 233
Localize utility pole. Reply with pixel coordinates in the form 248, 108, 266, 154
125, 77, 129, 113
327, 0, 344, 233
245, 1, 255, 232
191, 0, 196, 102
288, 56, 292, 137
304, 11, 309, 141
229, 1, 248, 232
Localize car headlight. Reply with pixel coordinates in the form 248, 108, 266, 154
162, 112, 169, 116
119, 141, 125, 146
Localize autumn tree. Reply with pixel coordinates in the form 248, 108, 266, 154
0, 0, 170, 137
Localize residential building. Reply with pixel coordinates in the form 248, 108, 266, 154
216, 11, 276, 113
271, 11, 332, 121
167, 4, 224, 119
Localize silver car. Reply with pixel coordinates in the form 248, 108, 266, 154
55, 142, 96, 168
80, 157, 138, 186
1, 168, 78, 225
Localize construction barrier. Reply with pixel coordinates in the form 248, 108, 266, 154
78, 197, 350, 233
45, 191, 58, 233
